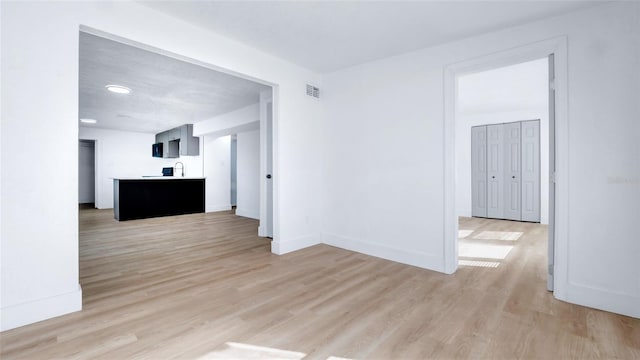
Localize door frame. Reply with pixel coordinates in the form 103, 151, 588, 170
259, 90, 275, 238
79, 26, 279, 246
443, 36, 569, 301
78, 139, 97, 205
78, 138, 101, 208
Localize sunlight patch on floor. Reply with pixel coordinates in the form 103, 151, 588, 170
458, 259, 500, 268
458, 229, 474, 239
459, 243, 513, 260
198, 342, 306, 359
472, 230, 523, 241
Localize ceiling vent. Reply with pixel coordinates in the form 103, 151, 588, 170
306, 84, 320, 99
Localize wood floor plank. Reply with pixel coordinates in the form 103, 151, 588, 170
1, 209, 638, 359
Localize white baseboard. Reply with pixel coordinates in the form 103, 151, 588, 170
562, 282, 640, 319
206, 204, 232, 213
235, 208, 259, 220
258, 225, 273, 238
322, 233, 445, 272
0, 285, 82, 331
271, 234, 320, 255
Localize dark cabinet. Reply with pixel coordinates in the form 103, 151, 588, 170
114, 178, 205, 221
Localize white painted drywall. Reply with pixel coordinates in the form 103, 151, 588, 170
1, 0, 322, 330
79, 127, 155, 209
456, 58, 549, 224
194, 103, 262, 214
193, 103, 259, 138
203, 135, 231, 212
322, 2, 639, 317
236, 130, 260, 219
155, 142, 204, 180
78, 141, 96, 204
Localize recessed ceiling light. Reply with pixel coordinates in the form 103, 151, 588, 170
80, 118, 97, 124
105, 84, 131, 94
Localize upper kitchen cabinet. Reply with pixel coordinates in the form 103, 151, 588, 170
155, 131, 178, 158
168, 128, 181, 141
155, 131, 168, 145
154, 124, 199, 158
179, 124, 199, 156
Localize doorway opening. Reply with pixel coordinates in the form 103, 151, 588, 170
78, 27, 276, 241
455, 58, 550, 274
443, 37, 568, 298
78, 139, 96, 209
77, 28, 279, 307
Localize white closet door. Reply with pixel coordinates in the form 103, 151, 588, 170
521, 120, 541, 222
503, 122, 521, 221
487, 124, 504, 219
471, 126, 487, 217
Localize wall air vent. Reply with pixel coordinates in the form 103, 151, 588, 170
306, 84, 320, 99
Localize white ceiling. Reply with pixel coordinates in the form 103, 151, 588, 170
458, 58, 548, 114
79, 32, 269, 133
139, 0, 607, 73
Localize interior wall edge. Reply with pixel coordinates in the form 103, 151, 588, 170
271, 233, 321, 255
564, 282, 640, 319
0, 285, 82, 332
235, 208, 260, 220
205, 205, 232, 213
321, 233, 444, 272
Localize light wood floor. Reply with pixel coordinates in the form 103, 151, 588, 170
1, 210, 638, 359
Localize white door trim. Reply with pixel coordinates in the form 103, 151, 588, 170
443, 36, 569, 301
80, 26, 280, 247
259, 90, 275, 239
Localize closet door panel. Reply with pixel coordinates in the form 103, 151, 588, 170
487, 124, 504, 219
471, 126, 487, 217
521, 120, 541, 222
504, 122, 521, 220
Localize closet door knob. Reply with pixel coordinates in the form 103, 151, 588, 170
512, 176, 516, 179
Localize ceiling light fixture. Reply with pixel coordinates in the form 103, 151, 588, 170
105, 84, 131, 94
80, 118, 97, 124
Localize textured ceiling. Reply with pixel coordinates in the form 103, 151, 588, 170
139, 0, 606, 73
79, 32, 269, 133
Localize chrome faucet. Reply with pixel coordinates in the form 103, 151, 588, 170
174, 162, 184, 177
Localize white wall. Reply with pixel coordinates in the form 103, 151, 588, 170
322, 2, 639, 318
1, 0, 322, 330
78, 140, 95, 204
193, 103, 259, 138
236, 130, 260, 219
155, 142, 204, 179
456, 58, 549, 224
203, 135, 231, 212
194, 103, 261, 214
79, 127, 154, 209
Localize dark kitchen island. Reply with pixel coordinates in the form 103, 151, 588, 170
113, 177, 205, 221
